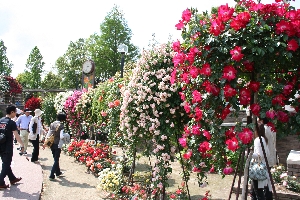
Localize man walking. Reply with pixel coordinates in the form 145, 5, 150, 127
16, 108, 32, 154
0, 105, 24, 188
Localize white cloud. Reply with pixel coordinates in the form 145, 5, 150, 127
0, 0, 299, 78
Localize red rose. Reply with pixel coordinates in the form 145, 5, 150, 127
226, 137, 239, 151
238, 128, 253, 144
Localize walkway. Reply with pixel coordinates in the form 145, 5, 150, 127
0, 145, 43, 200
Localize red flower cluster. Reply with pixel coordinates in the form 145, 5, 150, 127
66, 140, 112, 175
24, 96, 42, 111
4, 76, 22, 94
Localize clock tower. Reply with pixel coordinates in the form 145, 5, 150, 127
82, 60, 95, 89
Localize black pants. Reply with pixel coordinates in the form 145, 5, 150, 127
0, 152, 17, 185
30, 134, 39, 162
50, 144, 61, 179
250, 180, 273, 200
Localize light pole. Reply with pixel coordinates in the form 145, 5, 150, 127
75, 70, 80, 90
117, 44, 128, 78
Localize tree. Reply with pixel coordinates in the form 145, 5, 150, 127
55, 39, 87, 89
25, 46, 44, 89
0, 40, 13, 76
86, 5, 139, 81
16, 72, 31, 89
41, 71, 62, 89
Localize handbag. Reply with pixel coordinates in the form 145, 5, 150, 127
249, 155, 268, 181
44, 134, 54, 147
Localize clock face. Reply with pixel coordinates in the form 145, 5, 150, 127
82, 61, 94, 74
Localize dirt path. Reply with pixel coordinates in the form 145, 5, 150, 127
39, 147, 102, 200
39, 146, 247, 200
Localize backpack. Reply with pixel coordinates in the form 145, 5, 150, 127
0, 117, 10, 153
0, 117, 9, 143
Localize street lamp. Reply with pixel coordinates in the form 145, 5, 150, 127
117, 43, 128, 78
75, 70, 80, 90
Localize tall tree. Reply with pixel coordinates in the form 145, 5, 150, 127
25, 46, 44, 89
41, 71, 62, 89
56, 38, 87, 89
86, 5, 139, 81
0, 40, 13, 76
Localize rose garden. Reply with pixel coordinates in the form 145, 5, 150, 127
2, 0, 300, 199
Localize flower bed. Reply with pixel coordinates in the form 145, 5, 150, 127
62, 140, 114, 176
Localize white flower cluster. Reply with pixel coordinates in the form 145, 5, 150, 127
97, 164, 123, 193
54, 91, 74, 113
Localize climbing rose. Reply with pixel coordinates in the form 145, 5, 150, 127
203, 130, 211, 140
277, 111, 289, 123
179, 138, 187, 148
183, 150, 193, 160
249, 81, 260, 92
192, 90, 202, 103
239, 88, 251, 105
287, 39, 299, 51
200, 63, 212, 76
250, 103, 261, 116
266, 110, 276, 119
238, 128, 253, 144
222, 65, 237, 81
182, 9, 192, 23
226, 137, 239, 151
230, 46, 244, 61
223, 84, 237, 98
225, 127, 236, 138
198, 141, 211, 153
223, 166, 233, 175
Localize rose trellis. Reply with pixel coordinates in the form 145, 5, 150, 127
120, 42, 190, 198
171, 0, 300, 190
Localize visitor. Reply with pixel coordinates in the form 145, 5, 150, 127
15, 108, 32, 154
28, 108, 44, 163
259, 117, 277, 167
12, 108, 22, 144
42, 113, 67, 180
250, 122, 272, 200
0, 105, 25, 189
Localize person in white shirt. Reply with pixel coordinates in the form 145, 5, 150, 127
250, 122, 272, 200
15, 108, 32, 154
259, 117, 277, 167
28, 109, 44, 163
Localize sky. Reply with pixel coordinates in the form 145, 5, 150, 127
0, 0, 300, 78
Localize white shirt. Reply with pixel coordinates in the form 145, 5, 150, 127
28, 116, 42, 140
252, 137, 272, 191
264, 125, 276, 167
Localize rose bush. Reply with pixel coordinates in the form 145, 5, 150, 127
172, 0, 300, 182
120, 42, 189, 193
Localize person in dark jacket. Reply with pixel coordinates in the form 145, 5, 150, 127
42, 113, 67, 180
0, 105, 24, 189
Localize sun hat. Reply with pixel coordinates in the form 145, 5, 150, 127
24, 108, 31, 112
34, 109, 44, 117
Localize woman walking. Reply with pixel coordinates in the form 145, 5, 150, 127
43, 113, 67, 180
29, 109, 43, 162
250, 122, 272, 200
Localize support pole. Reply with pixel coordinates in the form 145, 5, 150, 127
228, 150, 243, 199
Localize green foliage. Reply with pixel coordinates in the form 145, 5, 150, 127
0, 40, 13, 76
41, 71, 62, 89
25, 46, 45, 89
16, 72, 31, 89
55, 39, 87, 89
41, 96, 57, 126
86, 5, 139, 81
